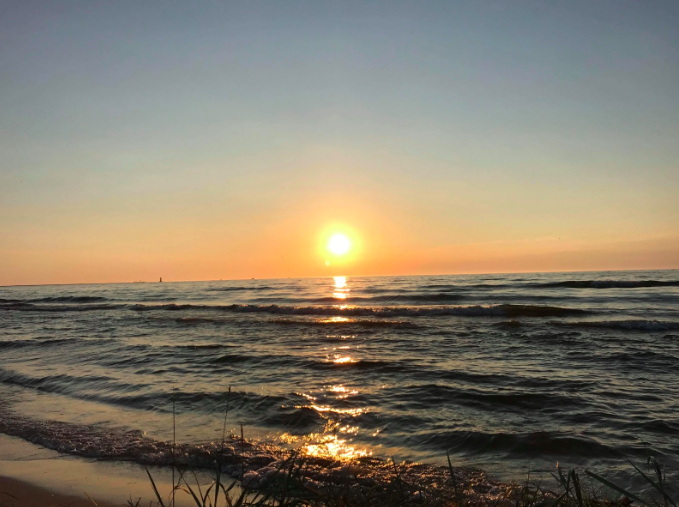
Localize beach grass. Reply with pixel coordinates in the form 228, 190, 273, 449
139, 452, 676, 507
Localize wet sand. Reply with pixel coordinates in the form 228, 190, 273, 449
0, 475, 117, 507
0, 434, 218, 507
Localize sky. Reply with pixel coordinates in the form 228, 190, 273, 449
1, 0, 678, 285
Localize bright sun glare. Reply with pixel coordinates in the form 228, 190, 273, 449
327, 233, 351, 256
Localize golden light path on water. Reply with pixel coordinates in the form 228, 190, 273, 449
279, 276, 374, 461
333, 275, 349, 300
282, 396, 370, 460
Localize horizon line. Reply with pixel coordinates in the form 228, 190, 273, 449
1, 266, 677, 288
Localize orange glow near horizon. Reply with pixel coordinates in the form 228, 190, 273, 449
1, 199, 678, 285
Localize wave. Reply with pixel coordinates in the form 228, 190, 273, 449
551, 320, 679, 332
310, 359, 404, 372
262, 406, 325, 430
422, 283, 512, 290
390, 384, 586, 411
420, 430, 624, 458
211, 353, 256, 364
537, 280, 679, 289
209, 286, 274, 292
0, 337, 79, 349
310, 294, 466, 304
493, 320, 523, 328
175, 343, 231, 350
173, 317, 233, 326
0, 296, 110, 304
31, 296, 110, 303
421, 280, 679, 291
0, 370, 123, 401
1, 302, 122, 312
0, 368, 287, 415
0, 407, 470, 495
0, 341, 33, 350
0, 298, 22, 303
269, 318, 419, 328
0, 409, 280, 471
2, 301, 589, 318
135, 303, 588, 318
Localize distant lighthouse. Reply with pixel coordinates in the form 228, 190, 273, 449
159, 277, 163, 283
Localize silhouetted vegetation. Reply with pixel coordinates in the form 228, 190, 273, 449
139, 452, 676, 507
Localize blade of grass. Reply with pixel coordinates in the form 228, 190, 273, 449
190, 470, 206, 506
218, 480, 239, 507
215, 386, 232, 507
177, 469, 205, 507
145, 467, 167, 507
551, 490, 568, 507
585, 470, 648, 506
570, 470, 584, 507
203, 482, 216, 506
650, 457, 665, 487
557, 465, 571, 497
391, 457, 407, 507
172, 388, 176, 507
447, 451, 464, 507
629, 460, 677, 507
84, 491, 98, 505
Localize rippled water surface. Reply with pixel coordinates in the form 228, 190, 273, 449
1, 271, 678, 481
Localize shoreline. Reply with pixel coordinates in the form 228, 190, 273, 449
0, 430, 514, 507
3, 268, 676, 288
0, 434, 218, 507
1, 430, 674, 507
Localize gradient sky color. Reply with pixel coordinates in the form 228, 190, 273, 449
1, 1, 678, 285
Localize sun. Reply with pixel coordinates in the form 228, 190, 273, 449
327, 233, 351, 256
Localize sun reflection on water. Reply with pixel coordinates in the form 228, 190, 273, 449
333, 276, 350, 300
279, 419, 371, 461
295, 404, 365, 416
329, 385, 358, 399
275, 279, 372, 462
303, 434, 371, 460
332, 355, 355, 364
322, 316, 351, 324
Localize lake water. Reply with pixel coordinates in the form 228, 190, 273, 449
1, 270, 678, 483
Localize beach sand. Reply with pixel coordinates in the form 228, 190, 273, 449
0, 475, 117, 507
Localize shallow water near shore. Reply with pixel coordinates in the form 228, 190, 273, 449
1, 270, 678, 485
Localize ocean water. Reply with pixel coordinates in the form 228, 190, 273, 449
1, 271, 678, 483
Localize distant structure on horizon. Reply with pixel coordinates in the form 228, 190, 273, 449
159, 277, 163, 283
